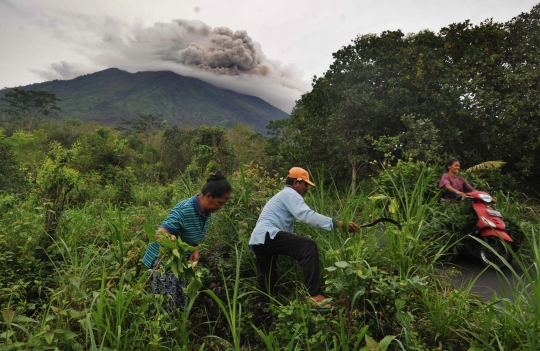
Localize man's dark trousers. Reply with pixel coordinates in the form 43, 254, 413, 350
251, 231, 322, 297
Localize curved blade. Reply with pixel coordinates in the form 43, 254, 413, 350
359, 217, 402, 231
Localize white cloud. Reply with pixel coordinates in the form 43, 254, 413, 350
30, 61, 91, 80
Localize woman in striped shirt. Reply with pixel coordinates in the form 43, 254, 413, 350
143, 171, 232, 311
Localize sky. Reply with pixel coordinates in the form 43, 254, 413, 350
0, 0, 538, 112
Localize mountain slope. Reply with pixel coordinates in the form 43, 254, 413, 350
0, 68, 289, 133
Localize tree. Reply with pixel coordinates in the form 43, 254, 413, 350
162, 126, 196, 179
186, 126, 232, 178
440, 9, 540, 187
116, 113, 166, 141
281, 29, 458, 190
1, 89, 62, 131
399, 115, 442, 163
7, 129, 48, 180
36, 141, 81, 235
0, 128, 23, 194
226, 124, 267, 169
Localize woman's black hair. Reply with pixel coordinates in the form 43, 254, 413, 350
445, 157, 460, 169
201, 171, 232, 198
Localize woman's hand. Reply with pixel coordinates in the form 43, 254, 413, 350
456, 191, 467, 200
188, 248, 200, 269
155, 228, 173, 240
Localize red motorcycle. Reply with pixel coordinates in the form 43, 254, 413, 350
462, 191, 514, 268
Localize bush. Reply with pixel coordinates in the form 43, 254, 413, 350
374, 160, 440, 201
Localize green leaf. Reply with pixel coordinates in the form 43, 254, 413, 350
325, 266, 337, 272
369, 194, 389, 202
378, 335, 396, 351
56, 329, 77, 339
45, 314, 55, 322
466, 161, 507, 173
186, 277, 203, 298
334, 261, 348, 268
13, 315, 36, 323
177, 260, 184, 274
1, 309, 15, 324
144, 223, 156, 243
365, 335, 378, 350
158, 237, 176, 249
170, 263, 179, 279
0, 330, 14, 339
45, 332, 55, 344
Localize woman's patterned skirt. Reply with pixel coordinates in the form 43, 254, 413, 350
149, 258, 186, 312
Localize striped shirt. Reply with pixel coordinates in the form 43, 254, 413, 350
142, 195, 211, 268
249, 186, 334, 245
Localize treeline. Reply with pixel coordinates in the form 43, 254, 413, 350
0, 110, 277, 235
0, 114, 271, 192
269, 4, 540, 193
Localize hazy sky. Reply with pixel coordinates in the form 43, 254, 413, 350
0, 0, 538, 112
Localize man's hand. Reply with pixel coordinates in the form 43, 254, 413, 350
337, 220, 360, 232
347, 221, 360, 232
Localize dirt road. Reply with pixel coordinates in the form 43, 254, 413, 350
449, 256, 529, 301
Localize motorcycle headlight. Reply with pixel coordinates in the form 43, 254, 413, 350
479, 194, 492, 203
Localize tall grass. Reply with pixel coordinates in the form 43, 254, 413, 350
84, 269, 150, 350
469, 224, 540, 350
202, 246, 249, 350
375, 163, 450, 279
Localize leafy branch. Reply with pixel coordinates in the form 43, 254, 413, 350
144, 223, 203, 298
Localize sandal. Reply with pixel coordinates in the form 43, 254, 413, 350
307, 298, 335, 313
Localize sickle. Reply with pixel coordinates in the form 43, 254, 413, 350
359, 217, 402, 231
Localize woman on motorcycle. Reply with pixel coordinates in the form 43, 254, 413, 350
439, 158, 476, 200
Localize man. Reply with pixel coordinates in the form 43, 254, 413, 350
249, 167, 359, 310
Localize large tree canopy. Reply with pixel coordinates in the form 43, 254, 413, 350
1, 89, 62, 131
272, 4, 540, 190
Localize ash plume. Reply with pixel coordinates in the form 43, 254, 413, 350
176, 27, 262, 74
123, 20, 275, 77
19, 8, 308, 111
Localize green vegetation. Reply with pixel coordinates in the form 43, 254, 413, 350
0, 69, 289, 134
1, 4, 540, 350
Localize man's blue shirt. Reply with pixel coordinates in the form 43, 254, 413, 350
249, 186, 334, 245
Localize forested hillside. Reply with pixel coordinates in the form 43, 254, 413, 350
0, 68, 289, 133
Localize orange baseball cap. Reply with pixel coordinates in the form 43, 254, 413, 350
287, 167, 315, 186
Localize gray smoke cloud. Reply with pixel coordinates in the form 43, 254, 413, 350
176, 27, 262, 75
118, 19, 281, 78
18, 7, 309, 112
